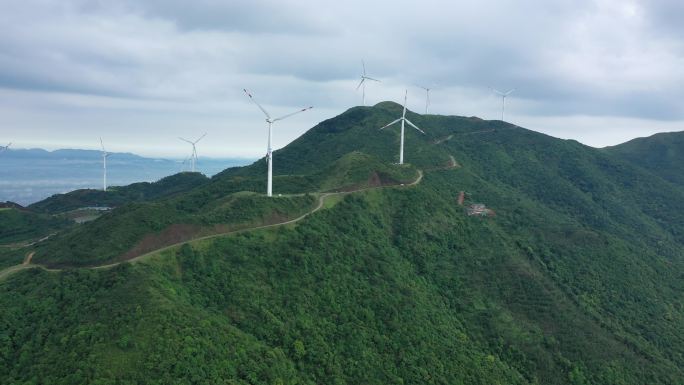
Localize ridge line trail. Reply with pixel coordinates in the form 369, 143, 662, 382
0, 169, 424, 278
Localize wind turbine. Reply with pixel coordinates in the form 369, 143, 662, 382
243, 89, 313, 197
356, 60, 381, 106
492, 88, 515, 121
178, 133, 206, 173
419, 86, 431, 114
100, 138, 111, 192
0, 142, 10, 155
379, 90, 425, 165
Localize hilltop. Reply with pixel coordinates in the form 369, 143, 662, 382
29, 172, 211, 214
606, 131, 684, 187
1, 103, 684, 384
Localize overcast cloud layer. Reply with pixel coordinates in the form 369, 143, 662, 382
1, 0, 683, 157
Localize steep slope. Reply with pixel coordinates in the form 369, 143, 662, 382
605, 130, 684, 187
2, 103, 684, 384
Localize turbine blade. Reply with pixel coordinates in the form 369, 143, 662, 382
505, 88, 516, 95
356, 78, 365, 90
179, 137, 193, 144
492, 88, 505, 96
194, 132, 207, 144
405, 119, 425, 134
243, 89, 272, 120
362, 60, 366, 76
364, 76, 381, 82
100, 137, 105, 152
379, 118, 402, 130
273, 106, 313, 122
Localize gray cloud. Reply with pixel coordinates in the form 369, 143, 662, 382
0, 0, 683, 157
121, 0, 330, 34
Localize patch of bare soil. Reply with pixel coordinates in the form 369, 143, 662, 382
118, 224, 204, 261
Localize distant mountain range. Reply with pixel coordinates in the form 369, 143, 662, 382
0, 148, 254, 205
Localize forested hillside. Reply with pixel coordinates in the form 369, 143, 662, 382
606, 131, 684, 187
1, 103, 684, 385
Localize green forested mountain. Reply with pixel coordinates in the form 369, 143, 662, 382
606, 131, 684, 187
1, 103, 684, 385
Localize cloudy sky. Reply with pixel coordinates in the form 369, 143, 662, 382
1, 0, 683, 157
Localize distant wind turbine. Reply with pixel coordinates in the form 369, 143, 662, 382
356, 60, 381, 106
178, 156, 191, 173
492, 88, 515, 121
0, 142, 10, 155
100, 138, 111, 192
178, 133, 207, 173
243, 89, 313, 197
419, 86, 431, 114
379, 90, 425, 165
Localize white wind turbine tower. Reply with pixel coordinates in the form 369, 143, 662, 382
356, 60, 381, 106
492, 88, 515, 121
419, 86, 432, 114
100, 138, 111, 192
379, 90, 425, 165
178, 133, 206, 173
244, 89, 313, 197
0, 142, 10, 154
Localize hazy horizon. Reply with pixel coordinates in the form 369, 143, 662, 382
0, 145, 257, 161
2, 114, 682, 159
0, 149, 254, 205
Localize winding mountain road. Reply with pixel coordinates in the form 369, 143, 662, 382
0, 169, 425, 280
